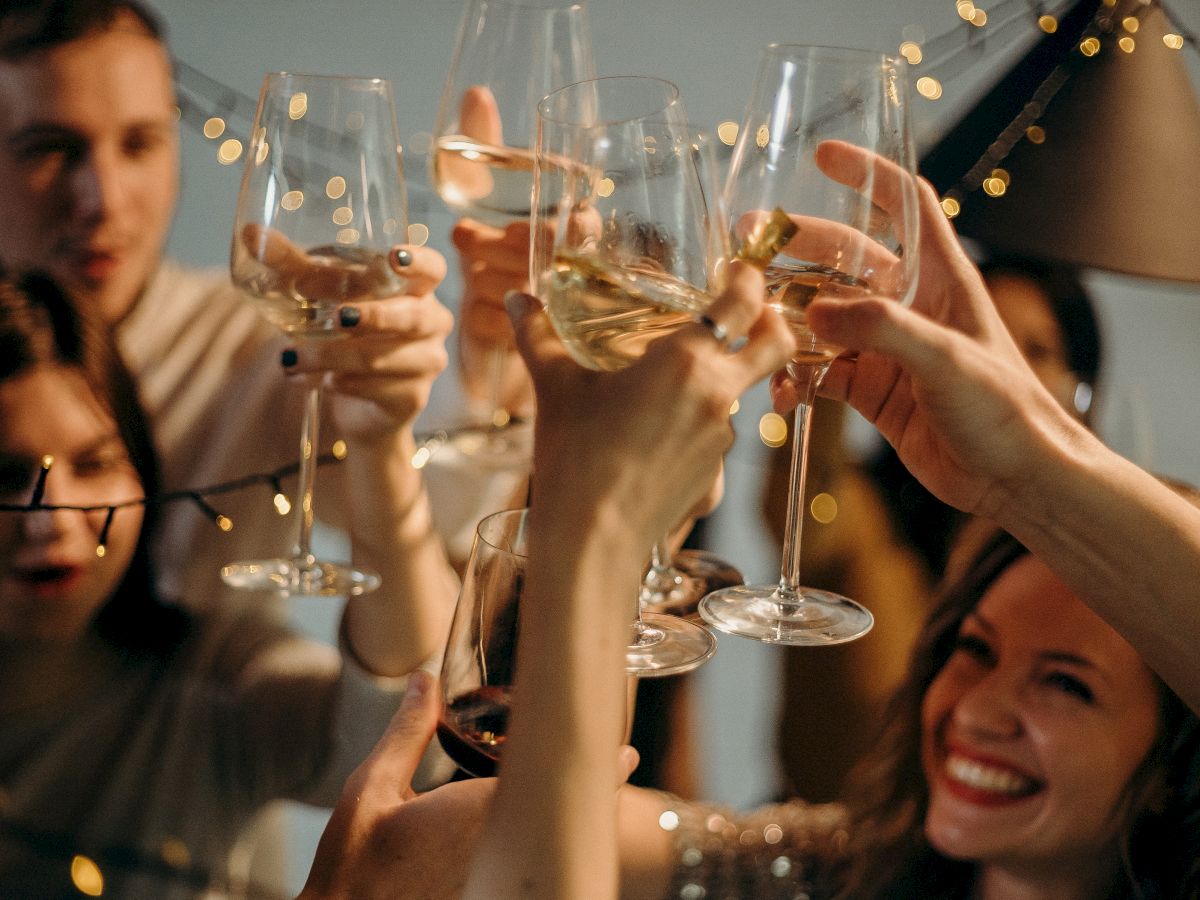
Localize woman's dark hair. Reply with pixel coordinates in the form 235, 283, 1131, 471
836, 528, 1200, 900
0, 272, 188, 659
0, 0, 164, 60
979, 252, 1103, 391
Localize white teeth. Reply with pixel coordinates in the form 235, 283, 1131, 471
946, 754, 1035, 795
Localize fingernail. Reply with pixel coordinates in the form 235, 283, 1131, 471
281, 348, 298, 367
392, 248, 413, 268
339, 306, 361, 327
404, 669, 432, 706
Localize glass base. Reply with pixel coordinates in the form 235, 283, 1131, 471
221, 557, 381, 597
641, 550, 744, 621
698, 583, 873, 646
625, 611, 717, 678
421, 419, 533, 472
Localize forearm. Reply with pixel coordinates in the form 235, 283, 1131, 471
464, 502, 642, 900
995, 423, 1200, 713
342, 429, 460, 677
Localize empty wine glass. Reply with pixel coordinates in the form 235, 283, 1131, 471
532, 75, 731, 676
223, 72, 410, 597
428, 0, 594, 467
699, 44, 920, 645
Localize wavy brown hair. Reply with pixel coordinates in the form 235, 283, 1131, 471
835, 528, 1200, 900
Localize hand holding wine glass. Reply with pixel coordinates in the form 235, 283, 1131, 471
429, 0, 594, 458
225, 71, 415, 597
699, 44, 920, 645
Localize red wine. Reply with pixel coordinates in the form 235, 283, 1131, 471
436, 685, 511, 777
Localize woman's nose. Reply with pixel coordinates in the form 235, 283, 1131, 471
951, 671, 1023, 740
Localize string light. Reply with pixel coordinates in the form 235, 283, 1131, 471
0, 454, 347, 557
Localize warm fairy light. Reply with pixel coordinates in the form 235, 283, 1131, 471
30, 455, 53, 506
383, 218, 399, 236
940, 195, 961, 218
758, 412, 788, 448
160, 837, 191, 869
345, 111, 365, 131
916, 76, 943, 100
643, 135, 657, 155
982, 176, 1007, 197
810, 492, 838, 524
729, 398, 740, 416
717, 121, 739, 145
407, 222, 430, 246
1080, 37, 1101, 56
1122, 16, 1139, 33
763, 824, 784, 844
755, 124, 770, 148
216, 514, 233, 532
273, 492, 291, 516
1026, 124, 1047, 144
70, 855, 104, 897
332, 206, 354, 226
411, 445, 432, 469
336, 227, 360, 244
658, 810, 681, 831
899, 41, 923, 64
326, 176, 347, 199
991, 167, 1010, 186
332, 440, 348, 460
970, 8, 988, 26
203, 116, 226, 139
288, 92, 308, 120
1038, 14, 1058, 33
1119, 36, 1135, 53
596, 177, 615, 197
281, 190, 304, 211
96, 544, 107, 558
217, 139, 243, 165
491, 408, 512, 429
956, 0, 976, 20
255, 141, 270, 165
1164, 33, 1185, 50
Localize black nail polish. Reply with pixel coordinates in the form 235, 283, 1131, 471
393, 248, 413, 267
339, 306, 361, 327
281, 348, 298, 367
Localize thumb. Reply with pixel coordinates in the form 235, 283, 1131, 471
808, 295, 959, 384
361, 669, 440, 793
506, 290, 574, 385
617, 744, 640, 785
460, 84, 503, 145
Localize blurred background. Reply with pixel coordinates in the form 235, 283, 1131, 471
144, 0, 1200, 889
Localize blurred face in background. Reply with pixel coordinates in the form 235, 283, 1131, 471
0, 17, 179, 324
0, 365, 143, 643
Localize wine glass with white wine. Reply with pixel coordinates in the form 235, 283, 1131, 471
224, 72, 410, 597
428, 0, 594, 467
532, 75, 736, 676
699, 44, 921, 645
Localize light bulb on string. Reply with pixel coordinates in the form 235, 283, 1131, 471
95, 507, 116, 558
29, 455, 53, 507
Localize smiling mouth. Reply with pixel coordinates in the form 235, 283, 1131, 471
17, 565, 83, 595
944, 753, 1043, 800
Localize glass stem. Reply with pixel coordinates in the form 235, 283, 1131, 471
292, 380, 321, 566
777, 362, 829, 603
630, 550, 662, 648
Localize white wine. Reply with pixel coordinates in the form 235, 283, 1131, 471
764, 263, 870, 366
545, 253, 714, 372
432, 136, 540, 227
231, 244, 403, 335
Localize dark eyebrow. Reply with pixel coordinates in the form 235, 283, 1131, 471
971, 611, 1110, 683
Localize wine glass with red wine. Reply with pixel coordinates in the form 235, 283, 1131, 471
436, 507, 528, 777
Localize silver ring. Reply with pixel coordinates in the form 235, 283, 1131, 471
697, 315, 747, 353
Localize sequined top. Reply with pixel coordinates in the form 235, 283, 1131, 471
658, 795, 853, 900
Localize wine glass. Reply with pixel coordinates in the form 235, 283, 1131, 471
437, 507, 526, 777
531, 75, 730, 676
223, 72, 410, 597
428, 0, 594, 467
698, 44, 920, 644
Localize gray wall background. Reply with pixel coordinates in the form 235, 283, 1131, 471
145, 0, 1200, 890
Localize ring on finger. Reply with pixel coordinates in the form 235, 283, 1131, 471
696, 314, 748, 354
